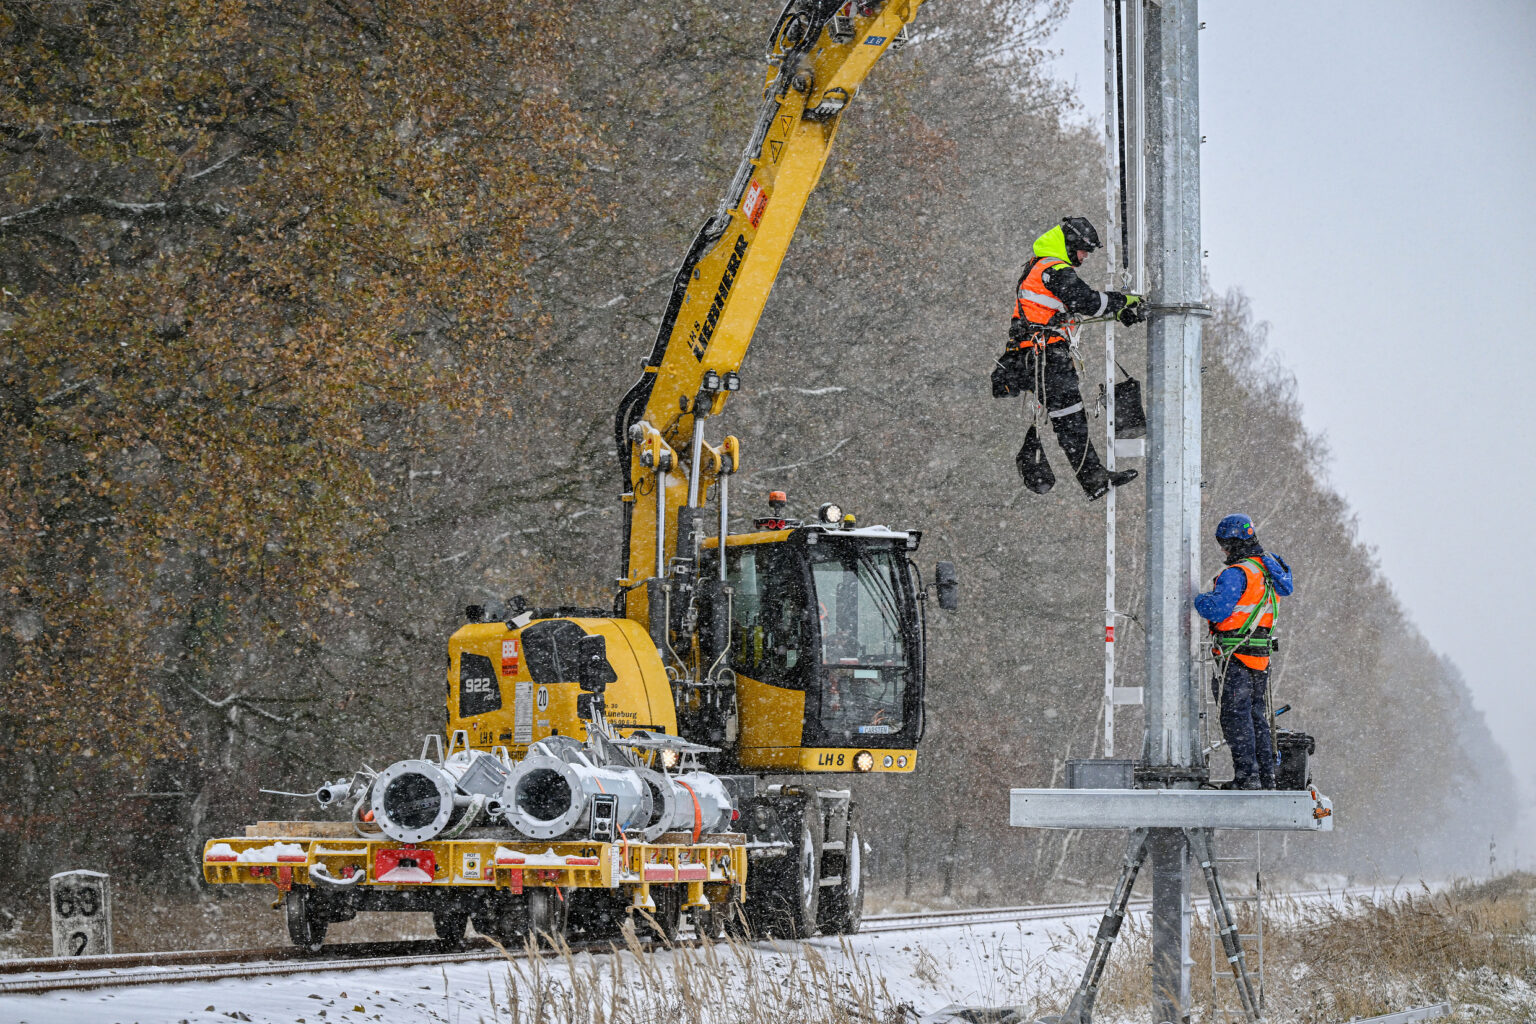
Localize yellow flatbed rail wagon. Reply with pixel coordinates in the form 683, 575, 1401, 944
202, 823, 746, 948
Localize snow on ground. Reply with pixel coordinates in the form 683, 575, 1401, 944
0, 886, 1426, 1024
0, 912, 1104, 1024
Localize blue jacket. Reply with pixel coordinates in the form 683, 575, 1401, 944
1194, 552, 1293, 623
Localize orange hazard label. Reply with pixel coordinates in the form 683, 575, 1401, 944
743, 180, 767, 227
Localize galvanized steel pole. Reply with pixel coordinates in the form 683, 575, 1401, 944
1141, 2, 1204, 1021
1140, 0, 1204, 775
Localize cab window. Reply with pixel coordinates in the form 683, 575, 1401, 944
808, 541, 910, 737
726, 544, 809, 688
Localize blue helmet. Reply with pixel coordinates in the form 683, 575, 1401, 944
1215, 514, 1257, 542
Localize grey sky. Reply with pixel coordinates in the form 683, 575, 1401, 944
1045, 1, 1536, 820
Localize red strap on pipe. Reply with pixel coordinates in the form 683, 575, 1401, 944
676, 779, 703, 843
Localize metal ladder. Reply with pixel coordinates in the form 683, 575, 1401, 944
1056, 827, 1264, 1024
1201, 829, 1266, 1022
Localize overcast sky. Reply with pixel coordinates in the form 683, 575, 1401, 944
1045, 0, 1536, 832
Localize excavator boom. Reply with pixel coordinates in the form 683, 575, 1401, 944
615, 0, 925, 599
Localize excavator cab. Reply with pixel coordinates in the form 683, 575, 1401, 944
703, 524, 932, 773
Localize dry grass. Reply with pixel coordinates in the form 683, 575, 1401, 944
485, 928, 913, 1024
1047, 873, 1536, 1023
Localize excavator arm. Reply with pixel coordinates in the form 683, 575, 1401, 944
614, 0, 925, 610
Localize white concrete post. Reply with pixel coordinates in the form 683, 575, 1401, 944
49, 869, 112, 956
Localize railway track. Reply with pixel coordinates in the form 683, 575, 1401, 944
0, 886, 1372, 996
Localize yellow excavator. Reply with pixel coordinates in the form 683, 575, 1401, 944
450, 0, 950, 937
203, 0, 948, 945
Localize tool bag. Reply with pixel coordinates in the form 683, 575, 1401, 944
1113, 362, 1147, 438
1015, 425, 1055, 493
991, 346, 1027, 399
1274, 731, 1315, 790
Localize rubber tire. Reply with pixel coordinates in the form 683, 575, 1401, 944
568, 889, 628, 941
817, 827, 865, 934
475, 893, 529, 945
636, 885, 682, 944
432, 909, 469, 948
755, 814, 821, 938
284, 889, 328, 952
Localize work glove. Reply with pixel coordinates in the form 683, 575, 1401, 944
1116, 294, 1146, 326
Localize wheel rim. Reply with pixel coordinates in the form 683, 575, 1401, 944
847, 829, 861, 900
799, 825, 816, 908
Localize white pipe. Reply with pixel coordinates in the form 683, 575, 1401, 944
1102, 0, 1118, 760
687, 417, 706, 510
717, 472, 730, 583
654, 470, 668, 580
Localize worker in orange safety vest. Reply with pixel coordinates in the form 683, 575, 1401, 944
1195, 514, 1295, 789
993, 217, 1145, 500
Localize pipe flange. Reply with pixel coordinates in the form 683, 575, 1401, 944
371, 759, 457, 844
505, 755, 586, 841
636, 767, 680, 842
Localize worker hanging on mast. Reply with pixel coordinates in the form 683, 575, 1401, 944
992, 216, 1146, 500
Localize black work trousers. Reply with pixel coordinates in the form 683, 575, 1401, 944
1215, 658, 1276, 787
1020, 341, 1107, 492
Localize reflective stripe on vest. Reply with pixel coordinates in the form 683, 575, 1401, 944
1213, 558, 1274, 632
1013, 257, 1070, 340
1213, 557, 1278, 669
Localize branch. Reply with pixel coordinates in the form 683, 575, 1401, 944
0, 194, 236, 238
186, 151, 238, 182
175, 677, 292, 724
749, 385, 848, 398
741, 438, 851, 481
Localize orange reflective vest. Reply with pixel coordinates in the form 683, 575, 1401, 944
1211, 557, 1278, 671
1011, 256, 1072, 348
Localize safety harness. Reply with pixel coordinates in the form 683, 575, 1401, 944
1208, 558, 1282, 778
1211, 557, 1279, 661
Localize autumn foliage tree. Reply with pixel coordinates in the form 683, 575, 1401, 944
1, 0, 596, 877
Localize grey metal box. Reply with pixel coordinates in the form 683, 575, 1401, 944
1066, 759, 1136, 790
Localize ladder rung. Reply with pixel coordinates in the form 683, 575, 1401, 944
1214, 856, 1253, 862
1238, 933, 1260, 941
822, 840, 845, 851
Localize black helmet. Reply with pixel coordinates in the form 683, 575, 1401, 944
1061, 217, 1101, 265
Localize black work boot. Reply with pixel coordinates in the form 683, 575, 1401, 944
1074, 445, 1139, 501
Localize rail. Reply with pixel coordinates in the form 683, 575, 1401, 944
0, 885, 1388, 996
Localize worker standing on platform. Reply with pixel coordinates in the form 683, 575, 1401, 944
1195, 515, 1294, 789
994, 217, 1145, 500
